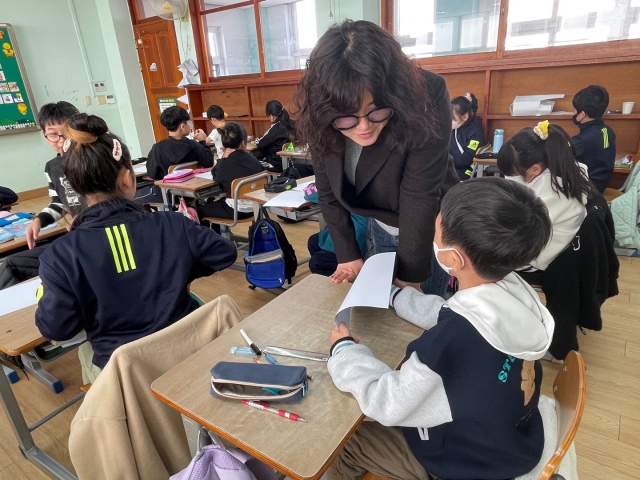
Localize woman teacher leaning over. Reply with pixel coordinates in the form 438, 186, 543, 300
295, 20, 458, 294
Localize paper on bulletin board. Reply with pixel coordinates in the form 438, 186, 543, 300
158, 97, 178, 113
335, 252, 396, 327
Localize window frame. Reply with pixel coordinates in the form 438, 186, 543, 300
188, 0, 640, 84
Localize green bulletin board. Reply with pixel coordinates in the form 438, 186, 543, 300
0, 24, 38, 135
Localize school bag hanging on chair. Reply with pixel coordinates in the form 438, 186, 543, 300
244, 207, 297, 289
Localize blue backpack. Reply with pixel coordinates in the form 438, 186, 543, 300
244, 209, 297, 289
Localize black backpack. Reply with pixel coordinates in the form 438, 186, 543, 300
244, 208, 297, 288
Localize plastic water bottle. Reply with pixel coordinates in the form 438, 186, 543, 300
493, 129, 504, 153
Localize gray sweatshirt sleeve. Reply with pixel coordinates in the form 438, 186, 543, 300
390, 286, 445, 331
327, 344, 452, 428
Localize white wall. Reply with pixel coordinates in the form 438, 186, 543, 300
0, 0, 154, 192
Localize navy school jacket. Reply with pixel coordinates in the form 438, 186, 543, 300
449, 117, 485, 180
571, 119, 616, 193
35, 199, 237, 368
403, 308, 544, 479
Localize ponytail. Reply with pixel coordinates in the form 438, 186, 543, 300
497, 122, 591, 202
544, 124, 591, 201
63, 113, 132, 197
265, 100, 295, 137
451, 93, 478, 119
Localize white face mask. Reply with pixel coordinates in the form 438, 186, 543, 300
452, 120, 462, 130
433, 241, 465, 274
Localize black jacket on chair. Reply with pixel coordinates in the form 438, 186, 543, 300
542, 192, 619, 359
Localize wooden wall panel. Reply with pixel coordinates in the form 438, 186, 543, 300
253, 120, 272, 138
440, 71, 486, 113
201, 88, 249, 116
489, 63, 640, 114
249, 85, 299, 117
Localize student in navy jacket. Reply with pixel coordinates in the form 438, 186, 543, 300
146, 106, 214, 180
571, 85, 616, 193
35, 114, 237, 383
254, 100, 296, 173
196, 122, 264, 230
450, 93, 485, 180
326, 178, 554, 480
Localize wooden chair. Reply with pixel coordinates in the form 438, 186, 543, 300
363, 351, 586, 480
602, 188, 623, 204
201, 172, 269, 244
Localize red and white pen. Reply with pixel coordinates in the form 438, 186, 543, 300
242, 399, 307, 422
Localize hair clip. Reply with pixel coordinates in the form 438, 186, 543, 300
62, 138, 72, 153
533, 120, 549, 140
112, 138, 122, 161
464, 92, 472, 101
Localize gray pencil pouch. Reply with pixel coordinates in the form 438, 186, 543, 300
210, 362, 308, 403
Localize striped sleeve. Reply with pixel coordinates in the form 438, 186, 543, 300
36, 171, 68, 227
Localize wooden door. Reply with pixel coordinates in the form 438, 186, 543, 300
134, 19, 183, 143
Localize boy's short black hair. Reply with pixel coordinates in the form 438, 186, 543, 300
440, 177, 551, 280
572, 85, 609, 119
207, 105, 224, 121
38, 101, 79, 131
160, 106, 191, 132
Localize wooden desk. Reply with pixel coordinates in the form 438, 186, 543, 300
243, 175, 315, 210
0, 223, 66, 256
154, 176, 221, 209
0, 305, 44, 356
246, 142, 257, 152
0, 281, 83, 480
151, 274, 422, 480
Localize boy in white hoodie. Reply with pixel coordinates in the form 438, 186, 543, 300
326, 177, 555, 480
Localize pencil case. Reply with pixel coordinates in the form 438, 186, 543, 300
210, 362, 308, 403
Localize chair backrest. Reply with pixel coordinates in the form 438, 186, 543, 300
539, 351, 586, 480
168, 161, 199, 174
230, 173, 269, 200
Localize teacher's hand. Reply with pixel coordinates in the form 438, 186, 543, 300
394, 279, 422, 292
331, 259, 364, 284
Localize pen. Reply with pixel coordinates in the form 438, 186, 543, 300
240, 329, 262, 356
242, 400, 307, 422
264, 352, 280, 365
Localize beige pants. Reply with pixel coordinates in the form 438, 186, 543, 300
324, 422, 440, 480
78, 342, 102, 385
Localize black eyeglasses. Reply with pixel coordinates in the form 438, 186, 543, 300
331, 108, 394, 131
44, 132, 66, 143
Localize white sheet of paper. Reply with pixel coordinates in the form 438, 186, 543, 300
263, 190, 307, 208
195, 172, 213, 180
335, 252, 396, 327
133, 163, 147, 174
292, 181, 313, 191
0, 278, 41, 317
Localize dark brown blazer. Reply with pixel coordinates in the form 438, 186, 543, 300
314, 70, 459, 283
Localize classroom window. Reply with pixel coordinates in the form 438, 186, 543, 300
260, 0, 381, 72
202, 5, 261, 77
506, 0, 640, 50
393, 0, 500, 57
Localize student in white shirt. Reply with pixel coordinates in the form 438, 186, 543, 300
498, 120, 593, 284
205, 105, 226, 160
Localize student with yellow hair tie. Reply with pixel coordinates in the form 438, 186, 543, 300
35, 113, 237, 384
497, 121, 593, 284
